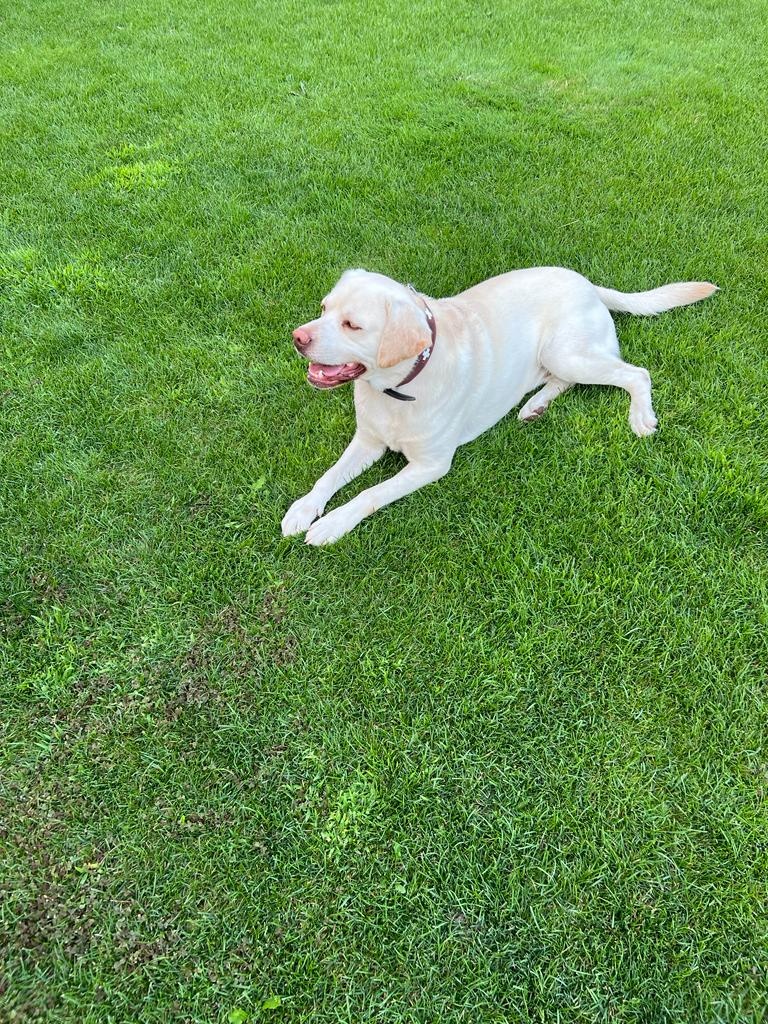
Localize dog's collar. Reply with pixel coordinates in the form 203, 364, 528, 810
383, 284, 437, 402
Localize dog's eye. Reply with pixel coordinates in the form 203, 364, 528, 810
342, 320, 361, 331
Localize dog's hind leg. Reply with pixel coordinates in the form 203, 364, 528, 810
544, 346, 657, 437
518, 376, 573, 421
538, 310, 658, 437
577, 356, 656, 437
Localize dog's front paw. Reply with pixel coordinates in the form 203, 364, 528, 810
304, 507, 359, 546
281, 493, 326, 537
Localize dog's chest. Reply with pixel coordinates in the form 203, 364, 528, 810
354, 386, 435, 459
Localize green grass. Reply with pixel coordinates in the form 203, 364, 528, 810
1, 0, 766, 1020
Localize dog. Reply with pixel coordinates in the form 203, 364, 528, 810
282, 267, 717, 545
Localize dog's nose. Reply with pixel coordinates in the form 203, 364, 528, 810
293, 327, 312, 351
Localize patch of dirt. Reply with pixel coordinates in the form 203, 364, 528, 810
271, 633, 297, 666
13, 873, 101, 959
0, 603, 26, 639
112, 911, 183, 973
164, 667, 221, 722
182, 595, 298, 681
187, 493, 212, 518
259, 589, 286, 625
2, 819, 183, 980
27, 570, 68, 604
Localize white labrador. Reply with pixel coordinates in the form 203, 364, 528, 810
282, 267, 716, 545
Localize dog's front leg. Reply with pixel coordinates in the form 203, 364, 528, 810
304, 456, 453, 546
281, 433, 386, 537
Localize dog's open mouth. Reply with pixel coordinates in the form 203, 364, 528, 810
307, 362, 366, 389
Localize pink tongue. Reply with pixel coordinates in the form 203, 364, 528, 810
310, 362, 355, 381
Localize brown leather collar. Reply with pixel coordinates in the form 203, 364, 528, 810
383, 284, 437, 402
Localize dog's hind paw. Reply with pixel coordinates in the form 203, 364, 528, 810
629, 408, 658, 437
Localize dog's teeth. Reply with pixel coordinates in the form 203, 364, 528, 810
317, 370, 325, 377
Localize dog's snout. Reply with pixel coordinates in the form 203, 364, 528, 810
293, 327, 312, 351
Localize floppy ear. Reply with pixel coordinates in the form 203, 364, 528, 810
377, 299, 430, 369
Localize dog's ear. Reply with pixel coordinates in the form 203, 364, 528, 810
377, 299, 430, 369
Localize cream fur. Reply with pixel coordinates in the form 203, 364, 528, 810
282, 266, 717, 545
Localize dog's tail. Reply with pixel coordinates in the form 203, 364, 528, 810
594, 280, 718, 316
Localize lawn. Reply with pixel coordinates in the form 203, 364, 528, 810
1, 0, 766, 1020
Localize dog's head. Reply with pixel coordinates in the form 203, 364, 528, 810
292, 270, 433, 391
